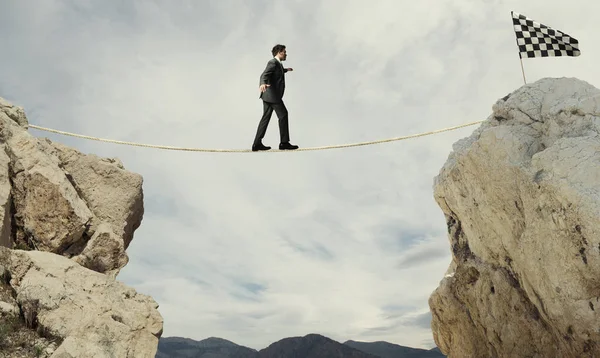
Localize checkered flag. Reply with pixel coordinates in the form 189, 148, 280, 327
511, 11, 580, 58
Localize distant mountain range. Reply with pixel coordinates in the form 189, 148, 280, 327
156, 334, 446, 358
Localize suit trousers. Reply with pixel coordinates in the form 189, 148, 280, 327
253, 100, 290, 145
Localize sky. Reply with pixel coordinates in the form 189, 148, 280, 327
1, 0, 599, 351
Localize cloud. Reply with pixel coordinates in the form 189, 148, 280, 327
395, 238, 451, 270
281, 235, 336, 262
403, 311, 434, 330
1, 0, 598, 351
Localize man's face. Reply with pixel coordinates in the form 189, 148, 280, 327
278, 49, 287, 61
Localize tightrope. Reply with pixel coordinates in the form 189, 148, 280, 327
26, 120, 484, 153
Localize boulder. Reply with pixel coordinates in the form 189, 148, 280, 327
429, 77, 600, 357
0, 96, 144, 276
44, 141, 144, 249
0, 97, 28, 128
0, 247, 163, 358
6, 129, 94, 253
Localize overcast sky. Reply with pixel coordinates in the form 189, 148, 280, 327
1, 0, 598, 351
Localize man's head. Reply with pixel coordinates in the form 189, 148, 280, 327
272, 44, 287, 61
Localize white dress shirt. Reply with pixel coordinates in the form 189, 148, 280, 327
274, 56, 285, 72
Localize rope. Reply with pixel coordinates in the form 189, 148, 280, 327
26, 120, 484, 153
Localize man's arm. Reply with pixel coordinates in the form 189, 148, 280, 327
260, 60, 277, 85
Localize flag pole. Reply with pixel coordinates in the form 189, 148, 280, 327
519, 56, 527, 84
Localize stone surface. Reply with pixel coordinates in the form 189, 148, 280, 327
1, 247, 163, 358
429, 77, 600, 358
1, 264, 55, 358
48, 141, 144, 249
71, 222, 128, 275
0, 97, 28, 128
0, 96, 144, 276
0, 300, 19, 316
0, 96, 162, 356
0, 148, 11, 249
6, 129, 94, 253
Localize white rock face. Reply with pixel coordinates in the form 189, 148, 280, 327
0, 96, 162, 356
429, 77, 600, 357
7, 129, 95, 253
0, 96, 144, 276
0, 148, 11, 249
1, 247, 163, 358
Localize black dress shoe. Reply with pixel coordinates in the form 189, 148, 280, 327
279, 142, 299, 150
252, 143, 271, 151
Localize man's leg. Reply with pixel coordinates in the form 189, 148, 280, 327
253, 101, 274, 147
272, 101, 290, 143
272, 101, 298, 149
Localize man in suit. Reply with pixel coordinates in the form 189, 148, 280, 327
252, 44, 299, 151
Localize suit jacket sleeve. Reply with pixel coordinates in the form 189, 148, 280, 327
260, 60, 277, 85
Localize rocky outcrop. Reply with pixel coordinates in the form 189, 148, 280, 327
0, 97, 144, 277
0, 96, 162, 357
0, 247, 162, 357
429, 77, 600, 357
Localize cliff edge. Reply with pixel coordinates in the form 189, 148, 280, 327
429, 77, 600, 357
0, 97, 162, 357
0, 96, 143, 277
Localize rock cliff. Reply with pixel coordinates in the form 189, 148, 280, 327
0, 96, 143, 277
0, 97, 162, 357
429, 77, 600, 357
1, 247, 162, 357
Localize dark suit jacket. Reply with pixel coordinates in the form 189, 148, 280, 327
259, 58, 288, 103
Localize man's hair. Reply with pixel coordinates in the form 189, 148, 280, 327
271, 44, 286, 57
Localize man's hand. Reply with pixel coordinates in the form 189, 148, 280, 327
286, 68, 293, 72
259, 84, 270, 92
